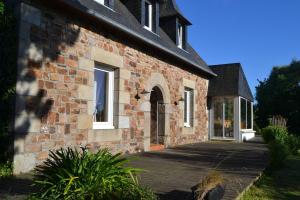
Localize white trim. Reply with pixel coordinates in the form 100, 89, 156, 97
94, 0, 114, 11
177, 22, 183, 48
93, 66, 115, 130
240, 96, 253, 131
144, 0, 153, 31
184, 89, 191, 127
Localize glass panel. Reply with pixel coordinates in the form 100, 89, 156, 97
224, 98, 234, 138
178, 23, 183, 48
240, 98, 247, 129
247, 101, 252, 129
145, 2, 150, 28
184, 91, 188, 123
94, 69, 109, 122
189, 90, 194, 127
104, 0, 110, 6
213, 100, 223, 137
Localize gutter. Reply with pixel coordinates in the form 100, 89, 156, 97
59, 0, 217, 77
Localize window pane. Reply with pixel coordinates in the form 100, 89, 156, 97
213, 100, 223, 137
247, 101, 252, 129
189, 90, 194, 127
94, 69, 109, 122
104, 0, 110, 6
145, 2, 150, 28
240, 98, 247, 129
178, 23, 183, 47
224, 98, 234, 137
184, 91, 188, 123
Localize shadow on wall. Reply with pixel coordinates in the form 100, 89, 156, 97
11, 0, 81, 172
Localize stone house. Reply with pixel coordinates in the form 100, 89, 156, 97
10, 0, 254, 174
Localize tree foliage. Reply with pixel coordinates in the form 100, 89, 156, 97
255, 60, 300, 135
0, 0, 17, 162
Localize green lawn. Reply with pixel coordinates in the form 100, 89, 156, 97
241, 155, 300, 200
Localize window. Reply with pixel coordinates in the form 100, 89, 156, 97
95, 0, 110, 7
93, 65, 114, 129
144, 1, 153, 31
213, 98, 234, 138
247, 101, 252, 129
177, 22, 183, 48
240, 98, 253, 130
184, 88, 194, 127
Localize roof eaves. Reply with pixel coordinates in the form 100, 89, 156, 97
59, 0, 216, 77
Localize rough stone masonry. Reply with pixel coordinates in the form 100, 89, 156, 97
13, 2, 209, 174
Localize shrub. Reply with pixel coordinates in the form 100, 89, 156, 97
268, 140, 290, 169
31, 147, 157, 200
261, 126, 289, 144
286, 134, 300, 155
0, 161, 12, 178
193, 170, 224, 200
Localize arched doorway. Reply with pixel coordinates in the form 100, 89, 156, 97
150, 86, 165, 148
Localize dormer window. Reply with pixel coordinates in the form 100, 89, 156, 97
95, 0, 114, 9
144, 0, 153, 31
177, 22, 183, 48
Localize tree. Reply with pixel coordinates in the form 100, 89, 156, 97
255, 60, 300, 135
0, 0, 17, 161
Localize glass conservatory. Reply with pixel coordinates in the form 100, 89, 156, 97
208, 63, 255, 142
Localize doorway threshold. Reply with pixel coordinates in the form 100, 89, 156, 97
210, 137, 236, 142
150, 144, 165, 151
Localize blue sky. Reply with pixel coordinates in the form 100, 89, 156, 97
177, 0, 300, 96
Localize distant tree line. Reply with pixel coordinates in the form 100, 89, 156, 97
255, 60, 300, 135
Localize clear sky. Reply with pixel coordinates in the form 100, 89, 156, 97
177, 0, 300, 96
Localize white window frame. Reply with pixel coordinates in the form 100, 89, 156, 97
177, 22, 183, 48
93, 66, 114, 130
184, 89, 192, 127
240, 97, 253, 130
94, 0, 113, 10
144, 0, 153, 31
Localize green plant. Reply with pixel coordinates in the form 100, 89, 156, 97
261, 126, 289, 144
31, 147, 157, 200
193, 170, 224, 200
268, 140, 290, 169
0, 161, 12, 178
286, 134, 300, 155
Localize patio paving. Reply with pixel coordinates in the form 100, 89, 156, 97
129, 137, 268, 200
0, 137, 268, 200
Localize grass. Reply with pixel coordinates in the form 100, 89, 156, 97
241, 155, 300, 200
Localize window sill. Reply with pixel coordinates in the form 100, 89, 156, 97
177, 46, 190, 54
93, 123, 115, 130
143, 26, 160, 37
94, 2, 115, 12
184, 124, 191, 128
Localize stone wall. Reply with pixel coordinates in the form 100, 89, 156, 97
13, 2, 209, 174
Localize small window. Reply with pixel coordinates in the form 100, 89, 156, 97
144, 1, 153, 31
184, 88, 194, 127
177, 22, 183, 48
95, 0, 110, 7
240, 98, 253, 130
247, 101, 252, 129
93, 65, 114, 129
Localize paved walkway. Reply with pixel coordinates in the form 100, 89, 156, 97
0, 138, 268, 200
130, 138, 268, 200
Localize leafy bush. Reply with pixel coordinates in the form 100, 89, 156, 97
31, 147, 157, 200
268, 140, 290, 169
286, 134, 300, 155
0, 161, 12, 178
261, 126, 289, 144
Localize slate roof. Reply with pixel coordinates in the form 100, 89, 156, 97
208, 63, 254, 101
56, 0, 216, 76
160, 0, 192, 25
